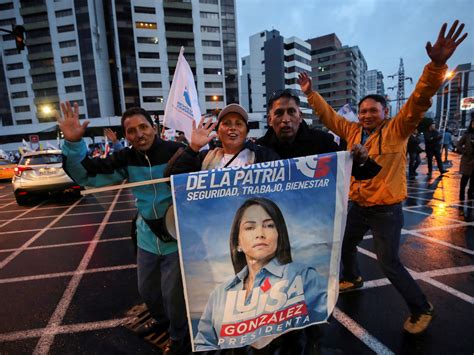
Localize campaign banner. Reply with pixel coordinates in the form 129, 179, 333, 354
171, 151, 352, 351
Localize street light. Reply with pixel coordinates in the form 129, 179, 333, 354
41, 105, 52, 115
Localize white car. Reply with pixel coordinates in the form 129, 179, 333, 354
12, 150, 82, 205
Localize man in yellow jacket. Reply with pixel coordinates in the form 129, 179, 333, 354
298, 21, 467, 335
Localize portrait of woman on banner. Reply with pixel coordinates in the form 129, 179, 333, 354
194, 197, 327, 351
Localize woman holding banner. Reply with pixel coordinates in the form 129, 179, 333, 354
165, 103, 279, 174
194, 197, 326, 351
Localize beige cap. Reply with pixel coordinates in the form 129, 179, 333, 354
217, 103, 249, 126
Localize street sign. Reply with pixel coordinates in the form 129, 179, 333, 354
460, 97, 474, 111
29, 135, 39, 143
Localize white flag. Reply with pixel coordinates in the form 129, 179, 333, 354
163, 47, 201, 142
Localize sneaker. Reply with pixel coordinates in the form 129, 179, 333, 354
339, 276, 363, 293
403, 303, 434, 334
163, 337, 191, 355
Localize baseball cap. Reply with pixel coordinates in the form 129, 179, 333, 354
217, 103, 249, 129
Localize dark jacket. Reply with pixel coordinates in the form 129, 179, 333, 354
424, 129, 443, 150
165, 140, 279, 176
62, 136, 184, 255
257, 120, 381, 180
407, 134, 423, 155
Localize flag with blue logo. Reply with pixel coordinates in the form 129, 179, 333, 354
163, 47, 201, 142
171, 152, 352, 351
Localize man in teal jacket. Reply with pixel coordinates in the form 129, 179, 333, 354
57, 102, 189, 354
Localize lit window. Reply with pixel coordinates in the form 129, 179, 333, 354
135, 22, 157, 30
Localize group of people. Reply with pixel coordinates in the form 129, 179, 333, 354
55, 21, 467, 354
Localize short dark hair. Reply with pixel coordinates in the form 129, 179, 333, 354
267, 89, 301, 113
121, 107, 155, 132
358, 94, 387, 109
229, 197, 292, 274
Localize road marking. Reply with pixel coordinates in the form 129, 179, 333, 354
0, 199, 135, 214
332, 308, 395, 355
0, 237, 131, 253
0, 198, 83, 270
0, 201, 47, 228
0, 318, 130, 342
33, 187, 123, 354
0, 220, 132, 235
0, 264, 137, 284
402, 207, 465, 224
0, 200, 17, 209
404, 230, 474, 255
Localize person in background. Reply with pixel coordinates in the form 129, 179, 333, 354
407, 129, 423, 178
104, 127, 124, 153
457, 120, 474, 202
442, 129, 453, 162
424, 122, 447, 175
298, 21, 467, 334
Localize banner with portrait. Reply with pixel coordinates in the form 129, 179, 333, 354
171, 151, 352, 351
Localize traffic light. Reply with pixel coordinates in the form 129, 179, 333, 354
12, 25, 25, 52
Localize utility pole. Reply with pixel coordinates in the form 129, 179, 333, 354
387, 58, 413, 114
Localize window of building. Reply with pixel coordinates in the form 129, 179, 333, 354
139, 52, 160, 59
318, 56, 330, 63
65, 85, 82, 93
61, 55, 78, 63
34, 88, 58, 97
137, 36, 159, 44
204, 82, 223, 88
11, 91, 28, 99
16, 119, 33, 125
201, 26, 219, 33
205, 95, 223, 102
135, 22, 157, 30
57, 24, 75, 33
59, 39, 76, 48
200, 11, 219, 19
63, 70, 80, 78
55, 9, 72, 17
141, 81, 162, 88
199, 0, 218, 4
10, 77, 26, 84
0, 3, 14, 10
0, 18, 15, 26
4, 48, 19, 56
140, 67, 161, 74
202, 40, 220, 47
32, 73, 56, 83
27, 28, 51, 39
203, 54, 221, 61
134, 6, 156, 14
14, 105, 30, 113
319, 74, 331, 81
143, 96, 164, 103
7, 62, 23, 70
30, 58, 54, 68
204, 68, 222, 75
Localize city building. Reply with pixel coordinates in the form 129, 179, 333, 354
435, 62, 473, 129
0, 0, 238, 145
240, 29, 312, 118
307, 33, 367, 112
366, 69, 385, 96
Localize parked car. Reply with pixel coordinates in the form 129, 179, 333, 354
0, 159, 16, 180
12, 150, 82, 205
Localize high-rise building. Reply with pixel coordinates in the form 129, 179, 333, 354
0, 0, 238, 133
307, 33, 367, 111
366, 69, 385, 96
240, 29, 311, 117
435, 63, 473, 129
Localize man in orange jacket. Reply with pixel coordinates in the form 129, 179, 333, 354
298, 21, 467, 334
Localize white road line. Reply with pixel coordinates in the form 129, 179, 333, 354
0, 193, 11, 198
0, 198, 84, 270
402, 222, 474, 234
0, 219, 132, 235
332, 308, 395, 355
0, 264, 137, 284
405, 230, 474, 255
33, 188, 123, 354
403, 208, 465, 224
0, 318, 130, 342
356, 247, 474, 303
0, 201, 47, 228
0, 199, 135, 214
0, 237, 130, 253
0, 200, 17, 209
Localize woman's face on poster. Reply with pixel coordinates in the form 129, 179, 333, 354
238, 204, 278, 264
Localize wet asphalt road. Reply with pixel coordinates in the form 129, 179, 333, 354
0, 151, 473, 354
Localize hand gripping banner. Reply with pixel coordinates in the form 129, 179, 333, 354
171, 151, 352, 351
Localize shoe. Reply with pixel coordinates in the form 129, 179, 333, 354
135, 319, 169, 337
403, 303, 434, 334
163, 337, 191, 355
339, 276, 363, 293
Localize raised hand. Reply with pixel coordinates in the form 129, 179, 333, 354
104, 128, 119, 143
297, 72, 313, 95
189, 115, 218, 152
426, 20, 468, 66
55, 101, 89, 142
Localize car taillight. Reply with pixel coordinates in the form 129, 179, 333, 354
14, 166, 32, 177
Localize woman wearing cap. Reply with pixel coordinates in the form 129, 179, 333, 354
166, 103, 279, 174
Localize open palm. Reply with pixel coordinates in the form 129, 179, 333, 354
190, 116, 217, 152
426, 20, 468, 66
55, 101, 89, 142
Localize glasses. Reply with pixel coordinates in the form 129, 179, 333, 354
267, 89, 301, 110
